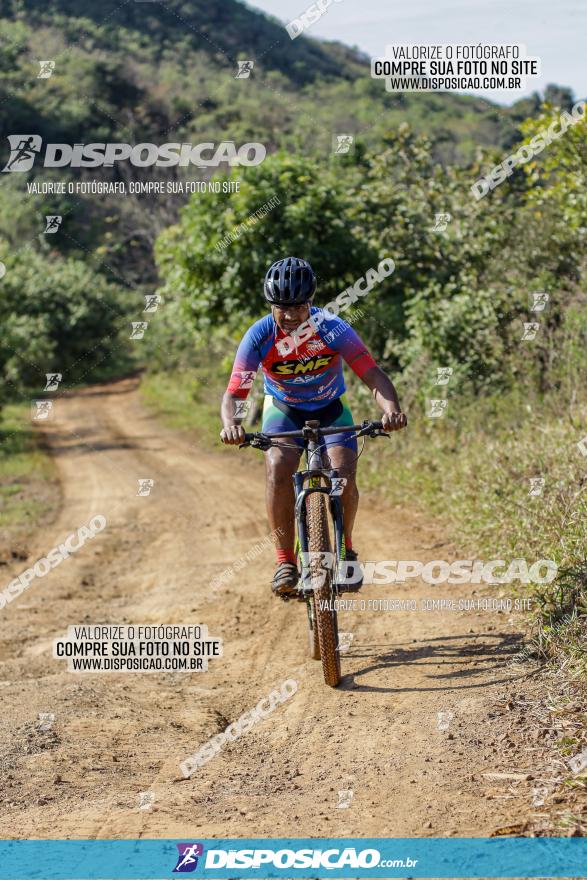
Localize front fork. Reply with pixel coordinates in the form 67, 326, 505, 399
293, 469, 344, 596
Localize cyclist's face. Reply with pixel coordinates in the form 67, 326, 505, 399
272, 303, 311, 333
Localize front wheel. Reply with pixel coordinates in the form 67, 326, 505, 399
306, 491, 341, 687
306, 597, 321, 660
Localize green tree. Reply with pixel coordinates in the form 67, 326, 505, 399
0, 247, 135, 408
155, 153, 375, 339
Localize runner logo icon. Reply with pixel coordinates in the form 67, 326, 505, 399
173, 843, 204, 872
3, 135, 42, 172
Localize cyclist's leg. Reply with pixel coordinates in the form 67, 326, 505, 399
322, 395, 359, 550
265, 445, 302, 553
326, 444, 358, 548
262, 397, 303, 561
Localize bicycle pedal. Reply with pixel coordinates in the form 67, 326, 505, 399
274, 589, 299, 602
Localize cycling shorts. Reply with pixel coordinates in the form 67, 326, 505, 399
261, 394, 358, 452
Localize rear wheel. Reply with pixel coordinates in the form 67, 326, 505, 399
306, 491, 341, 687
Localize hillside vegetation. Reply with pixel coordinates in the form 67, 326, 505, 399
1, 0, 560, 397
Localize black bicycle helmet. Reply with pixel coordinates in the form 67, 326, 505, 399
264, 257, 317, 305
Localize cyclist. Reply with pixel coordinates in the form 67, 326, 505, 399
220, 257, 407, 596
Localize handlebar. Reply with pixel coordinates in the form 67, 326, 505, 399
238, 419, 388, 450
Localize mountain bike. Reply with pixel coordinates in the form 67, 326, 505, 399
240, 419, 389, 687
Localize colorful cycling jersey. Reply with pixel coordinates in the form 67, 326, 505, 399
226, 308, 377, 410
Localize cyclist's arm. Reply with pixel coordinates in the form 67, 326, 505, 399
360, 365, 407, 431
220, 328, 262, 445
220, 391, 247, 444
332, 322, 407, 432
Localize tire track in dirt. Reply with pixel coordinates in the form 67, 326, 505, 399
0, 377, 534, 838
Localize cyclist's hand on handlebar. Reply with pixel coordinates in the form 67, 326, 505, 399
220, 424, 246, 445
381, 410, 408, 432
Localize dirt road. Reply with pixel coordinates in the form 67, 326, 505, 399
0, 377, 542, 838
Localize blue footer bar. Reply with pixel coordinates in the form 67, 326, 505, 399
0, 838, 586, 878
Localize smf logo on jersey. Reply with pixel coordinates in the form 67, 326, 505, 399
273, 354, 334, 376
2, 135, 266, 172
3, 135, 42, 172
173, 843, 204, 873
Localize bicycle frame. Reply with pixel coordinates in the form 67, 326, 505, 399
241, 418, 386, 598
